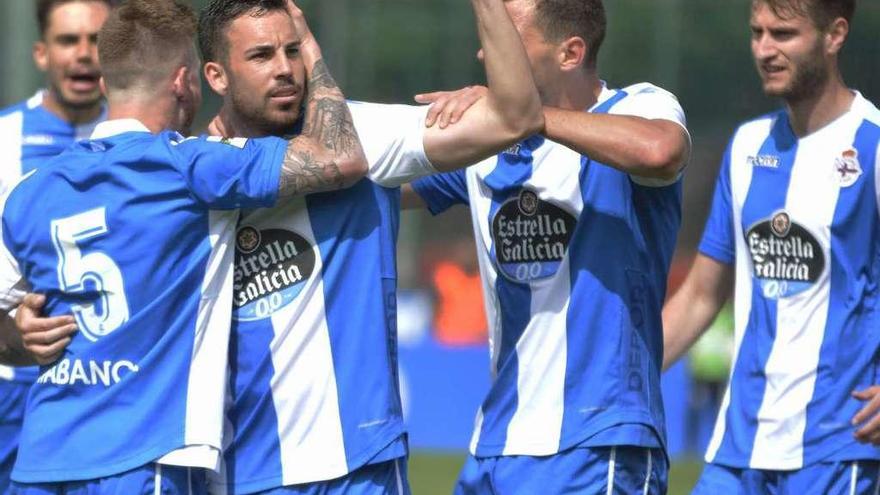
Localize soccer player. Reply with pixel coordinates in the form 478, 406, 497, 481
661, 0, 880, 493
404, 0, 691, 492
0, 0, 366, 493
0, 0, 109, 492
195, 0, 541, 493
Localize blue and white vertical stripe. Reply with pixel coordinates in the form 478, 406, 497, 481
701, 93, 880, 469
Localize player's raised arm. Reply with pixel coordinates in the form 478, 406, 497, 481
421, 0, 543, 171
277, 1, 367, 197
543, 101, 690, 182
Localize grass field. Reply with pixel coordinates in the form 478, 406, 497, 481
409, 452, 704, 494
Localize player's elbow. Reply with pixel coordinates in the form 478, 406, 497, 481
492, 95, 545, 143
335, 152, 369, 189
639, 137, 687, 181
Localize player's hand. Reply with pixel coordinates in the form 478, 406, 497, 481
286, 1, 321, 63
415, 85, 488, 129
16, 293, 77, 366
852, 386, 880, 445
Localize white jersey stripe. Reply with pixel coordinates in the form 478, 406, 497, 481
706, 117, 767, 462
0, 110, 23, 197
158, 210, 238, 470
154, 464, 162, 495
501, 146, 580, 455
467, 164, 501, 453
750, 122, 855, 469
264, 200, 348, 485
643, 449, 653, 495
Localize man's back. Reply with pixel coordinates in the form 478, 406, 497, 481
0, 91, 104, 197
0, 119, 286, 483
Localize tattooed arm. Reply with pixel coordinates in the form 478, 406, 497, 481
277, 2, 367, 198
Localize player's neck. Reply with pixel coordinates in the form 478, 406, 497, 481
41, 89, 103, 125
785, 73, 854, 138
213, 107, 265, 139
105, 97, 176, 134
547, 69, 602, 112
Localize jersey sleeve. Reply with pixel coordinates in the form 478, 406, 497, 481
611, 83, 688, 130
611, 83, 691, 188
410, 168, 469, 215
0, 214, 28, 313
348, 101, 436, 188
172, 134, 287, 209
698, 141, 736, 265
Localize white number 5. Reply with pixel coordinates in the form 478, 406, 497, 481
51, 208, 129, 341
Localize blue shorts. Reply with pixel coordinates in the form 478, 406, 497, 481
10, 463, 207, 495
455, 446, 667, 495
0, 379, 29, 494
255, 458, 409, 495
692, 461, 880, 495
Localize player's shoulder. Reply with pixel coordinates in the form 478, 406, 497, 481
346, 99, 425, 122
731, 110, 784, 141
856, 93, 880, 128
618, 82, 678, 100
0, 93, 40, 121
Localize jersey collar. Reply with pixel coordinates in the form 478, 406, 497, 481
90, 119, 151, 139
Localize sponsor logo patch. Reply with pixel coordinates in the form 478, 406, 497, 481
233, 226, 316, 320
747, 154, 780, 169
746, 210, 825, 299
491, 189, 576, 283
22, 134, 54, 146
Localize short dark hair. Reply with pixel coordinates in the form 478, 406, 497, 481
98, 0, 197, 91
37, 0, 113, 37
754, 0, 856, 29
198, 0, 288, 63
529, 0, 606, 68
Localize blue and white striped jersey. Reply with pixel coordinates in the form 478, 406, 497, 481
699, 92, 880, 470
0, 90, 105, 384
214, 102, 434, 494
412, 83, 688, 457
0, 119, 286, 483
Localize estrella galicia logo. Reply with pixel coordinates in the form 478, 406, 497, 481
491, 189, 576, 283
746, 210, 824, 299
233, 226, 316, 321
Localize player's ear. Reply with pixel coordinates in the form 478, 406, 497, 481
825, 17, 849, 56
33, 40, 49, 73
172, 65, 191, 101
203, 61, 229, 97
558, 36, 587, 73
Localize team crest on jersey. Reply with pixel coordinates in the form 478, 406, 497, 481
833, 148, 862, 187
233, 226, 316, 321
206, 136, 248, 148
491, 188, 576, 283
746, 210, 825, 299
503, 143, 522, 156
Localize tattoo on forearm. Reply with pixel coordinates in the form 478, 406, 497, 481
311, 98, 359, 153
279, 148, 344, 197
300, 60, 359, 154
280, 58, 362, 197
309, 59, 338, 91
